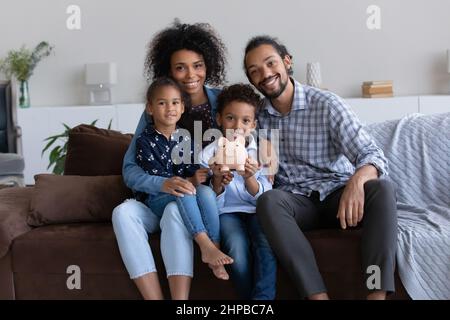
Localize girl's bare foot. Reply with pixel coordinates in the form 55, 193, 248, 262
194, 233, 234, 266
209, 264, 230, 280
201, 244, 234, 266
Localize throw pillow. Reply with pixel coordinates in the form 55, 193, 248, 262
28, 174, 133, 226
64, 124, 133, 176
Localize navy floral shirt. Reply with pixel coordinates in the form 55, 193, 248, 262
135, 124, 199, 188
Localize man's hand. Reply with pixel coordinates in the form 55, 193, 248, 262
187, 168, 209, 186
161, 177, 196, 197
239, 157, 260, 179
336, 165, 378, 229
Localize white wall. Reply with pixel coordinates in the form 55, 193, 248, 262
1, 0, 450, 106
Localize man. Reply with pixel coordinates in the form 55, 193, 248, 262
244, 36, 398, 300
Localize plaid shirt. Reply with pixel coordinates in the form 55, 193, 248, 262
258, 79, 388, 201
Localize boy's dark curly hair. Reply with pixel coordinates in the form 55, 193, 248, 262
144, 20, 227, 86
217, 84, 261, 115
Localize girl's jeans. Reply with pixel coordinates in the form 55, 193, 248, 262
147, 185, 220, 243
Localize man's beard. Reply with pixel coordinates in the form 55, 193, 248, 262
258, 74, 288, 99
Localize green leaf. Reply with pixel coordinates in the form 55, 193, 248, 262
52, 155, 66, 175
48, 146, 61, 165
62, 123, 71, 132
107, 118, 113, 130
0, 42, 53, 81
41, 136, 57, 156
90, 119, 98, 126
43, 133, 67, 141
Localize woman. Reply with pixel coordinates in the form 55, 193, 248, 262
112, 20, 227, 300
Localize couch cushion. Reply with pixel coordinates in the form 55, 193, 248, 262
11, 223, 237, 299
11, 223, 143, 299
28, 174, 132, 226
64, 124, 132, 176
11, 223, 408, 299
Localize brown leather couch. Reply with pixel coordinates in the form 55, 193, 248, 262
0, 125, 409, 300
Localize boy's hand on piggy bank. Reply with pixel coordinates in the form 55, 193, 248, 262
239, 157, 260, 179
210, 163, 225, 178
221, 172, 234, 186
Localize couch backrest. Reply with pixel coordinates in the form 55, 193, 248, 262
64, 124, 133, 176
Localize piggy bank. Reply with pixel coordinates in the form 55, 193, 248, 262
209, 136, 248, 172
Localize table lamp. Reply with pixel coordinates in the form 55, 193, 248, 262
85, 62, 117, 105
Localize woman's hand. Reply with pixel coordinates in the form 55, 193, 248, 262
161, 177, 196, 197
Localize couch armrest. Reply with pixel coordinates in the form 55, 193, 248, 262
0, 187, 33, 258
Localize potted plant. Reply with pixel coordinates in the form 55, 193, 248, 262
0, 41, 54, 108
42, 119, 112, 175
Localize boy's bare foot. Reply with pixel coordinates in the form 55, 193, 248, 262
201, 244, 234, 266
308, 292, 329, 300
367, 290, 386, 300
209, 264, 229, 280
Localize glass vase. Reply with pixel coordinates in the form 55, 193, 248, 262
19, 80, 30, 108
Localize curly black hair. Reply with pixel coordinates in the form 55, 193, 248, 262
144, 20, 227, 86
217, 83, 261, 115
243, 35, 293, 76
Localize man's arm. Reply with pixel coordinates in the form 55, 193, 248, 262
328, 97, 388, 229
328, 97, 388, 178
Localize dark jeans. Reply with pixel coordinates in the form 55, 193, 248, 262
220, 212, 277, 300
256, 179, 398, 298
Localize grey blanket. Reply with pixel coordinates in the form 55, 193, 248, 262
367, 113, 450, 300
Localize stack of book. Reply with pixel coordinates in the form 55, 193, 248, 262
362, 81, 393, 98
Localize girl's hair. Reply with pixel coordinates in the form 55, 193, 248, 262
146, 77, 190, 105
144, 20, 227, 86
243, 35, 293, 76
216, 84, 261, 115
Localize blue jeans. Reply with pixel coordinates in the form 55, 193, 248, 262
220, 212, 277, 300
112, 199, 194, 278
148, 185, 220, 243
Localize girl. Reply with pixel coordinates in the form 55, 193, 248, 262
112, 21, 227, 300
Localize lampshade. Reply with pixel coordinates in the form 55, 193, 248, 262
85, 62, 117, 86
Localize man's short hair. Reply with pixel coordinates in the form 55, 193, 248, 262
243, 35, 293, 76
